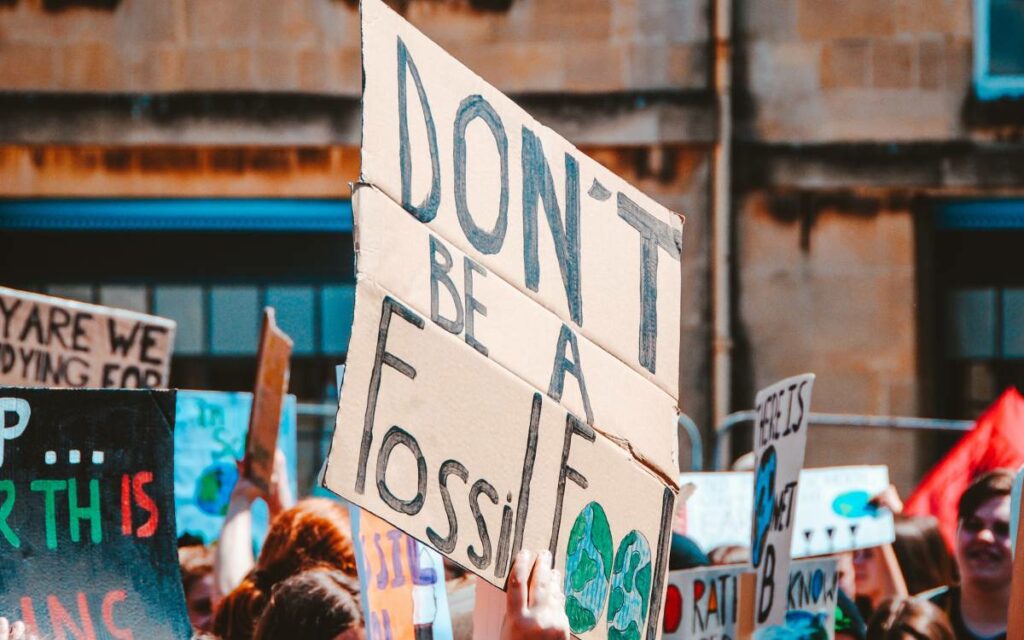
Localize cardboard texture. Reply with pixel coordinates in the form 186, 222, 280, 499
325, 281, 675, 638
0, 286, 175, 389
349, 506, 454, 640
359, 0, 685, 399
353, 185, 679, 479
663, 558, 837, 640
245, 308, 293, 493
0, 387, 191, 639
751, 374, 814, 631
174, 390, 298, 546
325, 3, 685, 638
678, 466, 896, 558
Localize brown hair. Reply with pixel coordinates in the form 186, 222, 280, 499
179, 544, 215, 594
958, 469, 1014, 523
253, 567, 363, 640
866, 597, 954, 640
892, 516, 957, 596
213, 498, 357, 640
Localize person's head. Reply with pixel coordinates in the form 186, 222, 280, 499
866, 597, 954, 640
179, 544, 218, 632
835, 551, 856, 598
253, 567, 364, 640
213, 498, 357, 640
956, 469, 1014, 592
891, 516, 956, 596
707, 544, 750, 566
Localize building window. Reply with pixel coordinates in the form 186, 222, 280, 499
974, 0, 1024, 99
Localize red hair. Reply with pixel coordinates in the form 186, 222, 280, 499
213, 498, 357, 640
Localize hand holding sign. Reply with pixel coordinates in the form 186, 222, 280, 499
502, 550, 570, 640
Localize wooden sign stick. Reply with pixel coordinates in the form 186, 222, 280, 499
244, 308, 293, 494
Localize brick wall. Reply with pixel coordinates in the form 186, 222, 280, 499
738, 0, 973, 142
0, 0, 708, 95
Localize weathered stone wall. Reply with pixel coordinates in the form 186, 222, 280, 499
735, 190, 922, 490
737, 0, 973, 142
0, 0, 709, 94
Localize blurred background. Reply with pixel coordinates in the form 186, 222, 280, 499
0, 0, 1020, 495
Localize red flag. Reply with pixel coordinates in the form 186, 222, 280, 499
904, 387, 1024, 550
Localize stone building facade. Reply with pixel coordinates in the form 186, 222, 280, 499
1, 0, 1020, 491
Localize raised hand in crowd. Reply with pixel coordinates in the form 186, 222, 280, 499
501, 550, 570, 640
0, 618, 35, 640
215, 449, 295, 596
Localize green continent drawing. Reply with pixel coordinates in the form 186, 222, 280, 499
563, 502, 613, 633
605, 530, 652, 640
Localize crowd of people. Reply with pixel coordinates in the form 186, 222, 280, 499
0, 458, 1016, 639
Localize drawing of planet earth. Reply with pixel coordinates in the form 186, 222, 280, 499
606, 530, 652, 640
753, 611, 829, 640
563, 502, 613, 633
195, 460, 238, 516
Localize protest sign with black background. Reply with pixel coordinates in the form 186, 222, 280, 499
0, 388, 190, 639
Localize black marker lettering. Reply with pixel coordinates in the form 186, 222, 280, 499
617, 193, 682, 374
0, 298, 21, 340
549, 414, 594, 555
453, 95, 509, 255
428, 235, 464, 334
522, 126, 582, 325
376, 426, 427, 516
646, 486, 676, 640
397, 37, 441, 223
355, 297, 424, 494
494, 499, 514, 579
511, 393, 541, 563
468, 478, 498, 570
463, 257, 488, 356
426, 459, 468, 554
547, 324, 594, 425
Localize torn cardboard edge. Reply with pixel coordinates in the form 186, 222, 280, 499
350, 182, 680, 485
357, 0, 686, 400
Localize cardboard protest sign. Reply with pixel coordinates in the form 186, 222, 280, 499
662, 558, 837, 640
359, 0, 685, 401
750, 374, 814, 631
350, 506, 454, 640
785, 557, 838, 640
351, 185, 679, 478
1011, 466, 1023, 557
0, 286, 175, 389
325, 282, 676, 630
1009, 467, 1024, 640
678, 466, 896, 558
326, 3, 685, 638
174, 390, 298, 546
245, 308, 293, 493
663, 565, 745, 640
0, 387, 191, 639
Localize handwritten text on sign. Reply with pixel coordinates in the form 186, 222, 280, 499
0, 287, 175, 389
751, 374, 814, 630
0, 388, 191, 639
359, 0, 684, 399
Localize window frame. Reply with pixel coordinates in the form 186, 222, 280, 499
974, 0, 1024, 100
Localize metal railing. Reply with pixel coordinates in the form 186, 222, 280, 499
299, 402, 708, 473
711, 411, 974, 470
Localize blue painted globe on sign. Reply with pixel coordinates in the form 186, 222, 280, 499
606, 530, 652, 640
195, 460, 239, 516
563, 502, 613, 633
